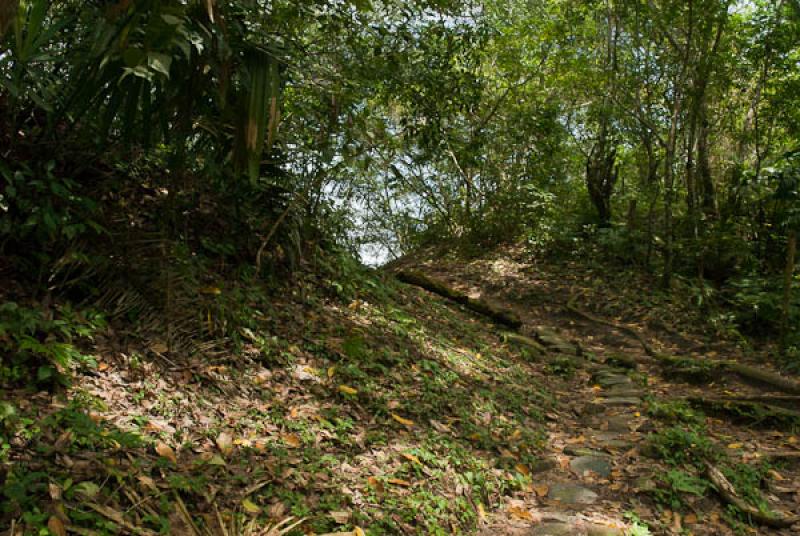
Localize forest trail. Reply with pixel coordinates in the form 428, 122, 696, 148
390, 248, 800, 535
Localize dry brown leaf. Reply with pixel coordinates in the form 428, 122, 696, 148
155, 441, 177, 463
137, 475, 157, 491
47, 516, 67, 536
387, 478, 412, 487
367, 476, 385, 494
329, 511, 351, 524
515, 464, 530, 476
282, 433, 302, 448
533, 484, 549, 497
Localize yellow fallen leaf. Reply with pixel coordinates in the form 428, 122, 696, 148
508, 506, 533, 521
199, 286, 222, 295
391, 413, 414, 427
48, 516, 67, 536
354, 528, 366, 536
476, 502, 486, 520
509, 429, 522, 440
515, 464, 530, 476
401, 452, 422, 465
387, 478, 412, 487
328, 366, 336, 378
633, 412, 641, 417
727, 443, 742, 449
338, 385, 358, 395
282, 433, 302, 448
241, 498, 261, 514
155, 441, 177, 464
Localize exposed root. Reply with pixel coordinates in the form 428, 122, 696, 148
706, 464, 800, 529
566, 297, 800, 395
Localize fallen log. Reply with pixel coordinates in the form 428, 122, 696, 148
707, 463, 799, 528
396, 270, 522, 329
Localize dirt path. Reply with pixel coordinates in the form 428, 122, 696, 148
392, 253, 800, 535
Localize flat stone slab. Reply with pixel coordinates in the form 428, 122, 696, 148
529, 522, 623, 536
570, 456, 612, 478
547, 483, 599, 505
596, 396, 641, 407
530, 523, 575, 535
606, 415, 637, 432
603, 386, 645, 397
564, 446, 610, 458
594, 374, 633, 388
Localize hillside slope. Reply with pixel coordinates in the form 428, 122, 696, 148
3, 247, 800, 535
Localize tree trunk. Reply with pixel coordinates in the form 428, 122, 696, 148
586, 123, 618, 226
781, 229, 797, 353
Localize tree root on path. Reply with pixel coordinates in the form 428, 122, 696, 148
396, 269, 522, 329
684, 396, 800, 426
706, 464, 800, 529
565, 297, 800, 395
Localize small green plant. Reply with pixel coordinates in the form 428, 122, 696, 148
544, 355, 576, 377
646, 400, 704, 425
0, 302, 104, 388
647, 425, 719, 468
623, 511, 653, 536
653, 469, 710, 510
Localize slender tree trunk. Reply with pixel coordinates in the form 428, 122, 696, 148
781, 229, 797, 353
662, 94, 682, 288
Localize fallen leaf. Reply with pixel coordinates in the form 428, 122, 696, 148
137, 475, 157, 491
387, 478, 412, 487
48, 516, 67, 536
684, 513, 698, 524
366, 476, 385, 494
241, 498, 261, 515
200, 286, 222, 295
727, 443, 742, 449
391, 413, 414, 427
207, 454, 227, 466
282, 433, 302, 448
329, 511, 351, 524
477, 502, 486, 520
150, 342, 168, 354
401, 452, 422, 465
533, 484, 549, 496
508, 506, 533, 521
328, 366, 336, 378
354, 528, 366, 536
216, 432, 233, 456
515, 463, 530, 476
338, 385, 358, 395
155, 441, 177, 463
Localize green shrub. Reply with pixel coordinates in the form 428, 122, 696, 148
0, 302, 103, 388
